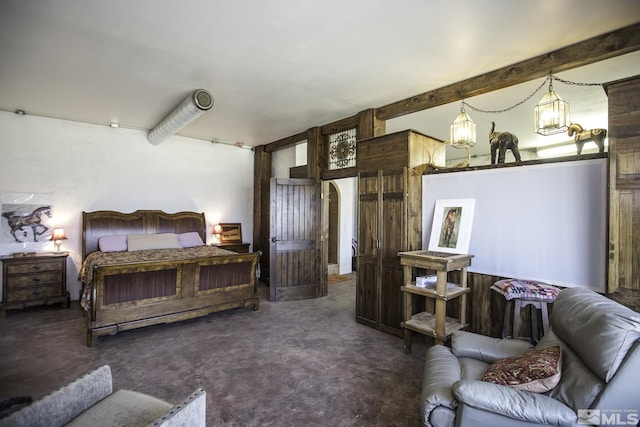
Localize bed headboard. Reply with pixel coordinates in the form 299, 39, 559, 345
82, 210, 206, 259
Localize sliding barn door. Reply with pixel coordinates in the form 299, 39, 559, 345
270, 178, 320, 301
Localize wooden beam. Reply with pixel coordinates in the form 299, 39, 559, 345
264, 131, 308, 153
376, 23, 640, 121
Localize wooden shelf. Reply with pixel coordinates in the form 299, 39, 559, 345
402, 284, 470, 301
399, 251, 473, 352
402, 311, 468, 341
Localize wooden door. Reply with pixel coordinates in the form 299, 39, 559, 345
270, 178, 320, 301
356, 169, 406, 335
605, 76, 640, 293
357, 171, 379, 328
379, 169, 406, 335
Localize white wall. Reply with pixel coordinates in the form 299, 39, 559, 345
332, 178, 356, 274
0, 111, 254, 300
422, 159, 607, 291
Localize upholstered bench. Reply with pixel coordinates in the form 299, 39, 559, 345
491, 279, 560, 343
0, 365, 205, 427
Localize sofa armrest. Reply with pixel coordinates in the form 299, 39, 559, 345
147, 388, 206, 427
451, 331, 534, 363
0, 365, 113, 427
453, 380, 577, 426
421, 345, 461, 427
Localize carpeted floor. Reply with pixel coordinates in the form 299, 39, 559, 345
0, 273, 430, 426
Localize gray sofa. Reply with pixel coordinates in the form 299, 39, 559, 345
421, 287, 640, 427
0, 365, 205, 427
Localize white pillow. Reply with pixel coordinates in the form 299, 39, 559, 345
127, 233, 182, 251
98, 235, 127, 252
178, 232, 205, 248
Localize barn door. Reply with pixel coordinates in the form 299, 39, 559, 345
270, 178, 320, 301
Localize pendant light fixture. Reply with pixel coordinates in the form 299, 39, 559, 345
450, 102, 476, 148
534, 74, 570, 136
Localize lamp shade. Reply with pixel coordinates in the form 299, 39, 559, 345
534, 89, 570, 135
213, 224, 222, 235
450, 109, 476, 148
51, 228, 67, 241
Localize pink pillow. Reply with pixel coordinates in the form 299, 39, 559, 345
98, 235, 127, 252
178, 232, 205, 248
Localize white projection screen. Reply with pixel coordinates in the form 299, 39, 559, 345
422, 158, 607, 292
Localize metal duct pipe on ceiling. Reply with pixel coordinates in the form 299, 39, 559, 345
147, 89, 213, 145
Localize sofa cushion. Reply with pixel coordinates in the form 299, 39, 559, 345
0, 365, 113, 427
458, 357, 489, 381
481, 345, 562, 393
551, 287, 640, 382
537, 330, 603, 411
66, 390, 172, 427
421, 345, 461, 427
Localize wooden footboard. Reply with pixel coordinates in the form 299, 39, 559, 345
86, 252, 260, 346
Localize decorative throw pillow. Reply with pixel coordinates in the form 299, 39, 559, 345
178, 232, 205, 248
127, 233, 182, 251
491, 279, 560, 301
98, 235, 128, 252
481, 345, 562, 393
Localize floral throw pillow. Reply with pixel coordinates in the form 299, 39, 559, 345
482, 345, 562, 393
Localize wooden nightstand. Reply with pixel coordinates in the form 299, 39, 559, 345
1, 252, 70, 317
212, 242, 251, 253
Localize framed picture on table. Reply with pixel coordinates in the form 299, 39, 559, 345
427, 199, 475, 254
219, 223, 242, 243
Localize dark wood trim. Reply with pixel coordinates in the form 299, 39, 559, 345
376, 23, 640, 121
263, 131, 308, 153
306, 127, 321, 180
252, 145, 272, 278
319, 114, 360, 135
358, 108, 386, 140
423, 152, 608, 175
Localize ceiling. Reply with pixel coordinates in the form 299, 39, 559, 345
1, 1, 639, 157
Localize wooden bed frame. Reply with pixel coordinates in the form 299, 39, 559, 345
81, 210, 260, 346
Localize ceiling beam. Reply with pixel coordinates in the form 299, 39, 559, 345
376, 23, 640, 121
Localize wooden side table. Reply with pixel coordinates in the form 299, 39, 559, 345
1, 252, 70, 317
398, 251, 473, 352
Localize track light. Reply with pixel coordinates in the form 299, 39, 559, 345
147, 89, 213, 145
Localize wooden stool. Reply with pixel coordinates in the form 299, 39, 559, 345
491, 279, 559, 344
501, 298, 552, 343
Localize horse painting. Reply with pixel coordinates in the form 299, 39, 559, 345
1, 205, 52, 242
442, 208, 457, 247
567, 123, 607, 155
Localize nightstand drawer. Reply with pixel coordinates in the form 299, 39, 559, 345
6, 285, 62, 302
7, 260, 63, 275
6, 272, 63, 289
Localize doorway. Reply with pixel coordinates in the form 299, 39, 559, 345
325, 177, 357, 278
328, 182, 339, 275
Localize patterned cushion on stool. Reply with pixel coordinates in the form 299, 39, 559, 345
491, 279, 560, 301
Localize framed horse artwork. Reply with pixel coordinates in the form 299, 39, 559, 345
427, 198, 476, 255
0, 192, 55, 245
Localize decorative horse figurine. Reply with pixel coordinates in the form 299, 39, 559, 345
567, 123, 607, 155
489, 121, 521, 164
1, 205, 52, 242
